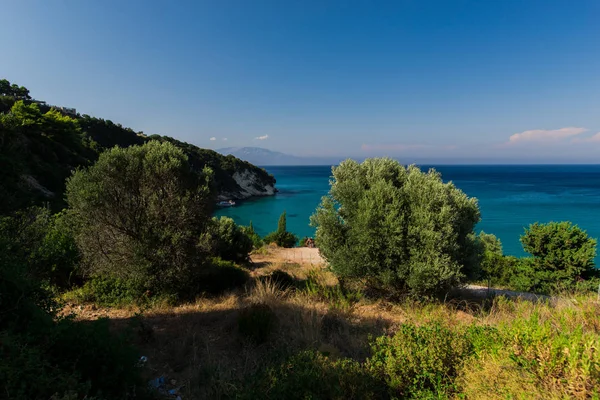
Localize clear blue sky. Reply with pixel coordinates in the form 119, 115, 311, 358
2, 0, 599, 162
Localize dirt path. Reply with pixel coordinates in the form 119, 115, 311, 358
251, 246, 324, 266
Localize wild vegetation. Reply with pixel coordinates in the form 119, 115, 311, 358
0, 79, 275, 215
2, 80, 600, 399
311, 159, 481, 296
264, 211, 299, 248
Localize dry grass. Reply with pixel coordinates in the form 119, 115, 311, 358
64, 257, 600, 399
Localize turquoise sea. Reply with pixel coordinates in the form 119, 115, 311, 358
216, 165, 600, 259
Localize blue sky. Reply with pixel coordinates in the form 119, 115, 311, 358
2, 0, 600, 162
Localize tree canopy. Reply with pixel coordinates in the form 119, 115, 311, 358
66, 140, 215, 297
311, 158, 481, 295
0, 78, 31, 100
513, 221, 598, 293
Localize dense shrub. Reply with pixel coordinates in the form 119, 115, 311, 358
512, 222, 598, 293
237, 350, 388, 400
367, 323, 497, 397
66, 140, 215, 298
241, 221, 263, 249
475, 231, 520, 287
63, 275, 144, 307
0, 230, 147, 399
205, 216, 254, 262
237, 303, 278, 344
264, 211, 298, 248
0, 207, 80, 291
311, 159, 481, 296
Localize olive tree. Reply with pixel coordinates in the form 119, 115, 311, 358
310, 158, 481, 295
66, 140, 214, 296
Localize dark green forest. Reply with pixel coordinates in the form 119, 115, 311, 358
0, 78, 275, 215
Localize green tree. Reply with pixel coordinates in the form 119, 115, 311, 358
205, 216, 254, 262
0, 207, 80, 290
0, 79, 10, 96
241, 220, 263, 249
515, 222, 598, 293
278, 210, 287, 233
0, 79, 30, 99
265, 210, 298, 248
66, 140, 214, 297
310, 158, 481, 296
476, 231, 508, 287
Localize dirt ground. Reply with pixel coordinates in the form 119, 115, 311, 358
250, 246, 324, 266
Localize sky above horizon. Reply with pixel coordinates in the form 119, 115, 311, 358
2, 0, 600, 163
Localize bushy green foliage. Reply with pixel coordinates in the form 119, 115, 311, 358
0, 78, 31, 100
492, 222, 600, 294
264, 211, 298, 248
264, 230, 298, 248
0, 207, 80, 290
459, 300, 600, 398
237, 350, 388, 400
63, 275, 144, 307
238, 303, 278, 344
0, 100, 96, 213
0, 226, 147, 400
66, 141, 215, 298
367, 324, 497, 397
517, 222, 598, 293
205, 216, 254, 262
277, 210, 287, 233
311, 158, 481, 296
475, 231, 514, 287
241, 221, 263, 249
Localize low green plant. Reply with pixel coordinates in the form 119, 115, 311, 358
62, 275, 144, 307
238, 303, 278, 344
304, 270, 362, 312
459, 310, 600, 398
199, 258, 249, 294
237, 350, 388, 400
367, 323, 499, 398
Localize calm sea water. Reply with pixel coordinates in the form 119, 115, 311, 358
216, 165, 600, 259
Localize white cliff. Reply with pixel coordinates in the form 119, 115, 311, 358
217, 169, 276, 200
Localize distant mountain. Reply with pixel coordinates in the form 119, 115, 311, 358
218, 147, 341, 166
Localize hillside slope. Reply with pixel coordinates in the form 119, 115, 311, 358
0, 80, 275, 214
